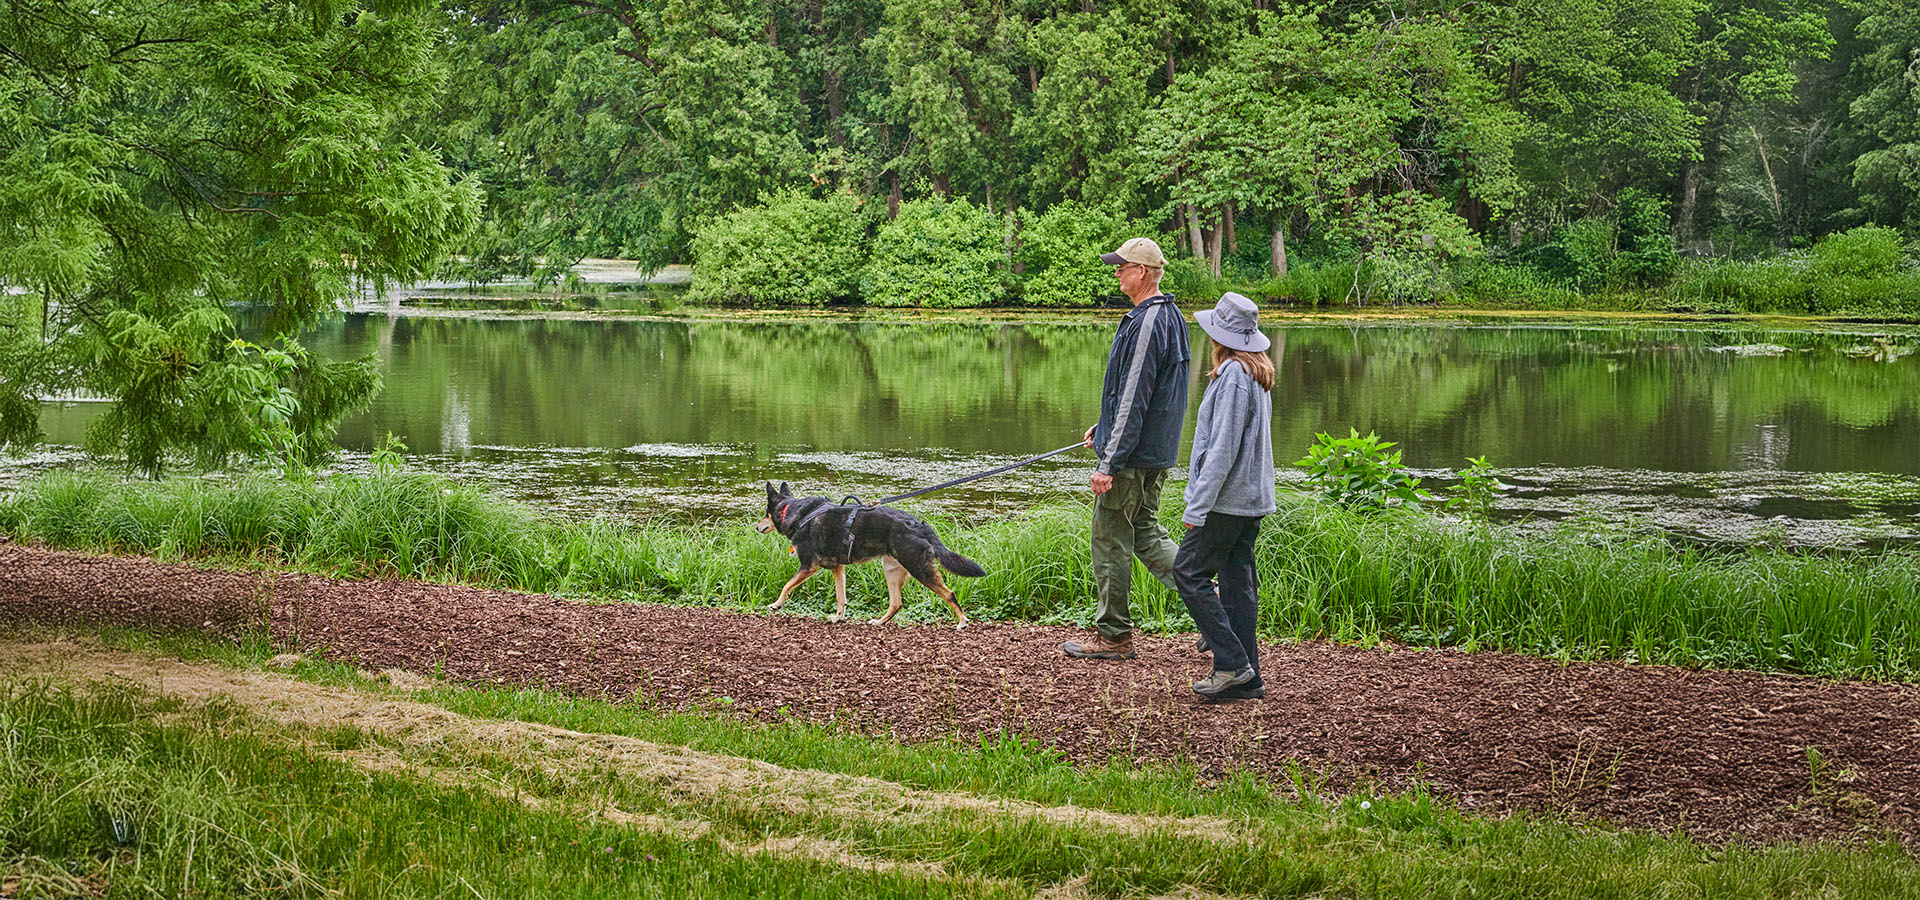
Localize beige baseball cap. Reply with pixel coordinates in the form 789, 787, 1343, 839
1100, 237, 1167, 268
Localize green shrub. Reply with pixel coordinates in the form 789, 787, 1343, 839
1295, 429, 1433, 511
1810, 225, 1905, 280
1537, 191, 1679, 292
688, 190, 870, 306
1612, 189, 1679, 286
1012, 201, 1134, 307
863, 198, 1009, 307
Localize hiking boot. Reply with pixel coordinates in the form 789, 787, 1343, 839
1062, 632, 1137, 660
1192, 666, 1256, 698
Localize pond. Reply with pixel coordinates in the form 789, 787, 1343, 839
25, 308, 1920, 548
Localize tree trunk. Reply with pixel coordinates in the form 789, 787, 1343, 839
1270, 213, 1288, 278
1209, 209, 1225, 277
1185, 204, 1205, 260
1676, 159, 1702, 247
932, 173, 951, 198
1224, 201, 1237, 255
888, 172, 902, 220
1752, 122, 1784, 244
824, 68, 845, 147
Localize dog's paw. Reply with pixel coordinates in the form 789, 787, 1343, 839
867, 617, 886, 626
826, 613, 845, 624
954, 621, 969, 630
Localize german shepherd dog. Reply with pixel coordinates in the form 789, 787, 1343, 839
756, 482, 986, 627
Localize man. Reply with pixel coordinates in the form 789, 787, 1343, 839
1062, 237, 1190, 661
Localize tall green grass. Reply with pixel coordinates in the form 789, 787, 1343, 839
5, 470, 1919, 679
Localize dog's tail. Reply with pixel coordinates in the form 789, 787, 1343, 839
936, 545, 987, 577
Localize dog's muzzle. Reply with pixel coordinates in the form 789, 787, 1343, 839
754, 515, 775, 534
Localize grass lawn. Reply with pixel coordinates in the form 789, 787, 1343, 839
3, 625, 1916, 899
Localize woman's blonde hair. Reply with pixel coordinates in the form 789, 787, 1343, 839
1209, 341, 1275, 391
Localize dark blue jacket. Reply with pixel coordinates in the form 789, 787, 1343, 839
1092, 294, 1189, 474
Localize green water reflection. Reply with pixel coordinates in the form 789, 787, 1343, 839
27, 314, 1920, 543
290, 316, 1920, 477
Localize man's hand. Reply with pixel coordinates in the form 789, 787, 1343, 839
1083, 425, 1094, 447
1090, 472, 1112, 495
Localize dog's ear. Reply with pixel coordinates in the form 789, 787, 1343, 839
779, 481, 792, 497
766, 481, 778, 502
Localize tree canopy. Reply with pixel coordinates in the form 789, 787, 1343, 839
5, 0, 1917, 468
1, 0, 477, 473
423, 0, 1912, 274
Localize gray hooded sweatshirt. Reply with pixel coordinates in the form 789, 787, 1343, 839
1182, 359, 1276, 527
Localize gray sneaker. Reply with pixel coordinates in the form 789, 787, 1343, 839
1192, 666, 1255, 698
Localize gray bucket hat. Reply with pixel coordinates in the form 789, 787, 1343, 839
1195, 292, 1270, 353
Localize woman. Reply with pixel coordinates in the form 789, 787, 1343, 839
1178, 292, 1276, 701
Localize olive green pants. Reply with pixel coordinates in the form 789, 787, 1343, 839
1090, 467, 1181, 640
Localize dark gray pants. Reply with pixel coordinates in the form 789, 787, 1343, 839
1173, 512, 1263, 675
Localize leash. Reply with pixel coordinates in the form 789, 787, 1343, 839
779, 438, 1089, 564
841, 439, 1092, 507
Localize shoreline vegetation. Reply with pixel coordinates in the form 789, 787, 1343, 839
5, 470, 1916, 682
669, 196, 1920, 318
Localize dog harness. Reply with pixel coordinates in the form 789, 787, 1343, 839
780, 500, 865, 565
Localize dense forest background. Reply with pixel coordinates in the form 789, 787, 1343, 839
4, 0, 1919, 466
413, 0, 1920, 302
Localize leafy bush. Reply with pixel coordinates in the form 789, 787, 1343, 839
1341, 191, 1481, 304
863, 198, 1009, 307
1538, 190, 1679, 292
1013, 201, 1135, 307
1611, 189, 1679, 286
1810, 225, 1904, 280
688, 190, 870, 306
1295, 429, 1433, 511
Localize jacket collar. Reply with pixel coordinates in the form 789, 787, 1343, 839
1123, 293, 1175, 320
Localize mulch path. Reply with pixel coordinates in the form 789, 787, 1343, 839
4, 540, 1917, 847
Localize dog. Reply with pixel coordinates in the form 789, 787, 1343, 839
756, 482, 986, 627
